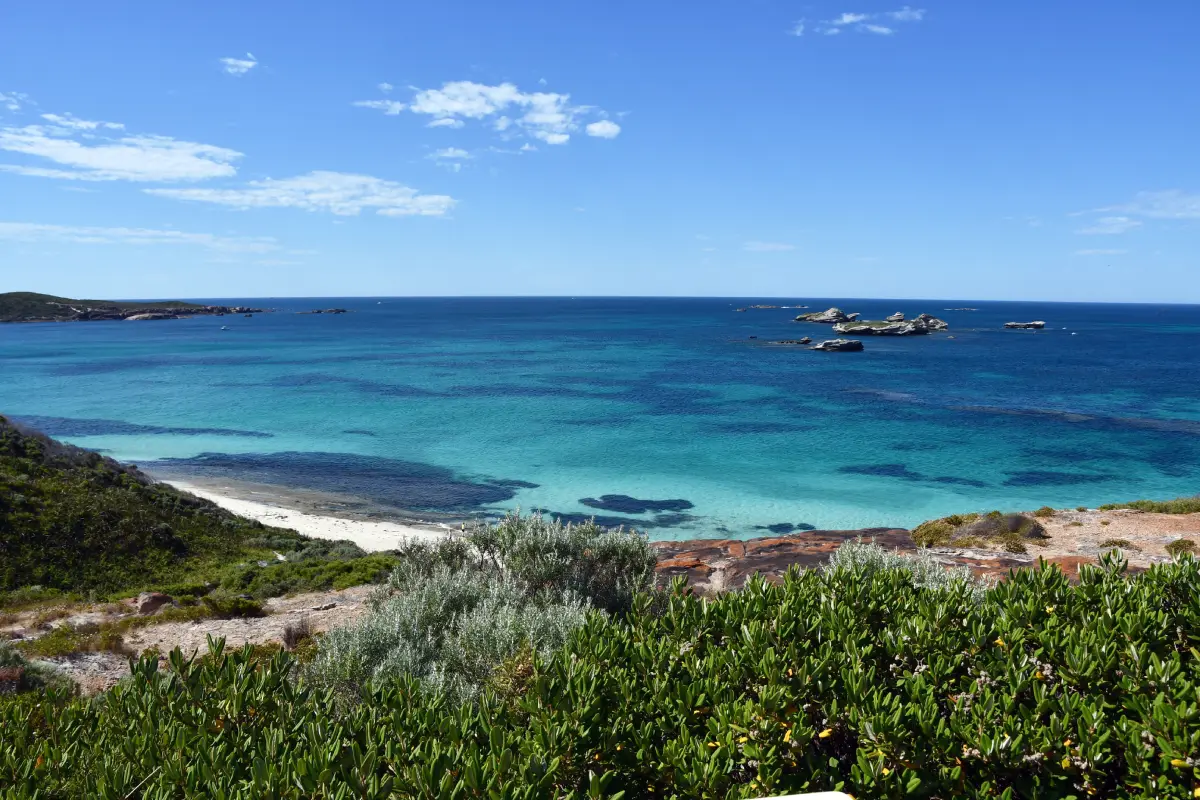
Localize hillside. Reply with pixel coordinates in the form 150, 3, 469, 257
0, 415, 309, 595
0, 292, 258, 323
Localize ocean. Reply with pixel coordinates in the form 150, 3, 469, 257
2, 297, 1198, 538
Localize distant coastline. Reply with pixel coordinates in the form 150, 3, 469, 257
0, 291, 265, 324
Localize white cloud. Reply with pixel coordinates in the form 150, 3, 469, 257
378, 82, 394, 94
146, 170, 455, 217
886, 6, 925, 21
743, 241, 796, 252
355, 80, 618, 147
220, 53, 258, 76
1076, 215, 1142, 235
1, 92, 32, 112
40, 113, 124, 131
0, 221, 278, 253
0, 121, 241, 182
430, 147, 472, 160
352, 99, 406, 115
585, 120, 621, 139
1106, 190, 1200, 219
1074, 248, 1128, 256
519, 143, 537, 152
804, 8, 925, 37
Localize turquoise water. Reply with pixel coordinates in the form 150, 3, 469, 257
2, 297, 1199, 538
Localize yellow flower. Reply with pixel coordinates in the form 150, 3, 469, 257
707, 742, 718, 748
1046, 605, 1056, 614
995, 637, 1006, 647
783, 729, 792, 743
1062, 757, 1071, 769
1192, 787, 1199, 798
819, 728, 833, 739
616, 744, 622, 751
1063, 739, 1072, 747
1170, 759, 1187, 768
593, 753, 600, 761
882, 766, 891, 775
1035, 671, 1045, 680
738, 736, 749, 743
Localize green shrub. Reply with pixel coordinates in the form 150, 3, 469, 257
1033, 505, 1056, 518
1166, 539, 1196, 558
1099, 496, 1200, 514
218, 553, 398, 598
15, 622, 130, 659
1099, 538, 1133, 549
306, 511, 656, 703
4, 556, 1200, 798
1076, 506, 1088, 512
0, 640, 73, 693
0, 416, 304, 596
911, 519, 954, 547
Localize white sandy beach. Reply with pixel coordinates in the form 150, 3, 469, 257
165, 481, 452, 552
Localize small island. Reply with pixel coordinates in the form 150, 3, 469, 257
0, 292, 265, 324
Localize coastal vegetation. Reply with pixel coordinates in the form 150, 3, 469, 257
306, 512, 658, 704
0, 415, 389, 601
1099, 496, 1200, 514
4, 550, 1200, 798
911, 511, 1049, 553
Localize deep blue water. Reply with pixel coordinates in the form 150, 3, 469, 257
2, 297, 1199, 538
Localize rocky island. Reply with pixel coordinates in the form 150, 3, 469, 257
0, 292, 264, 323
1005, 320, 1046, 329
833, 313, 950, 336
793, 307, 860, 323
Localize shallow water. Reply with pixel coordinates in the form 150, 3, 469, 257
3, 297, 1199, 538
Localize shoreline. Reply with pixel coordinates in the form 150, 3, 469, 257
164, 479, 456, 552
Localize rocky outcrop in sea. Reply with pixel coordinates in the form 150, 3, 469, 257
832, 313, 949, 336
811, 338, 864, 352
794, 307, 860, 324
1005, 321, 1046, 329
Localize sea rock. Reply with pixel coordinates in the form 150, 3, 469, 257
794, 307, 859, 324
886, 312, 905, 322
800, 336, 812, 344
124, 313, 180, 322
913, 313, 949, 331
833, 313, 949, 336
1005, 321, 1046, 329
135, 592, 174, 615
811, 338, 864, 352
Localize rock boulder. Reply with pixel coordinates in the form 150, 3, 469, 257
811, 338, 864, 352
795, 307, 860, 324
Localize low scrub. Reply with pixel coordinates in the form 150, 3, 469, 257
1099, 496, 1200, 514
3, 553, 1199, 798
913, 511, 1048, 553
1166, 539, 1197, 558
305, 511, 657, 703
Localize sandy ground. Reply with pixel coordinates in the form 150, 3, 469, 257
165, 480, 453, 552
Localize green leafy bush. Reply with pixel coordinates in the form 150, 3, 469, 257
4, 555, 1199, 798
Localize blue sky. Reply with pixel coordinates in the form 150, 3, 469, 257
0, 1, 1197, 301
